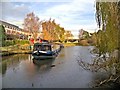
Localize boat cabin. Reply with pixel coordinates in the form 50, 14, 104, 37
33, 43, 52, 51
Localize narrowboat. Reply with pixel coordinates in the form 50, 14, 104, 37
32, 42, 60, 60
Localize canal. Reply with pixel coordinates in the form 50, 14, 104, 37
1, 46, 109, 88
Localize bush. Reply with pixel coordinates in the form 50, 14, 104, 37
4, 40, 15, 46
79, 40, 89, 46
14, 40, 29, 45
3, 40, 29, 47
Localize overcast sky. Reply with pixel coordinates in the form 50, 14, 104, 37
0, 0, 98, 38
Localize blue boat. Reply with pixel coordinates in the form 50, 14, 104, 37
32, 42, 61, 60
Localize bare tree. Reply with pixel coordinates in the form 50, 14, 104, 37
23, 12, 41, 40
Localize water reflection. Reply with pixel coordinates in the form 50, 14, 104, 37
32, 58, 55, 71
2, 62, 7, 75
1, 54, 29, 75
2, 54, 55, 76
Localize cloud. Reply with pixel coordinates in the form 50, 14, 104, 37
1, 0, 73, 2
1, 0, 97, 38
0, 3, 2, 19
1, 2, 30, 26
42, 0, 97, 37
37, 0, 97, 36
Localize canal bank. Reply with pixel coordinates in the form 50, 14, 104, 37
0, 44, 32, 56
62, 42, 91, 47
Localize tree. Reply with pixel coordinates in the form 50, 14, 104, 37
95, 2, 119, 56
65, 31, 73, 42
42, 19, 54, 41
78, 29, 90, 40
42, 18, 65, 42
23, 12, 41, 40
118, 1, 120, 61
54, 24, 65, 42
59, 27, 65, 42
78, 29, 84, 40
0, 25, 6, 46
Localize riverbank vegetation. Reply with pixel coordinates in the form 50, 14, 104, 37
0, 25, 29, 47
78, 29, 98, 46
62, 43, 80, 47
94, 2, 120, 87
0, 25, 31, 56
78, 1, 120, 88
0, 25, 6, 46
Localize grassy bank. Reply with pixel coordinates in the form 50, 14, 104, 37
63, 43, 80, 47
1, 44, 32, 56
63, 42, 92, 47
62, 39, 95, 47
1, 39, 32, 56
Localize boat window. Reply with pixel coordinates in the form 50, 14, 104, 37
33, 44, 51, 51
41, 45, 51, 51
33, 45, 42, 51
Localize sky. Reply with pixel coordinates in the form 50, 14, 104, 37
0, 0, 98, 39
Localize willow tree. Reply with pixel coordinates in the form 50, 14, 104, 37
95, 2, 119, 57
23, 12, 41, 40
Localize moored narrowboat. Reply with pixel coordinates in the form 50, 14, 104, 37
32, 42, 60, 60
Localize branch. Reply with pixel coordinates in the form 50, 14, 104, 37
94, 75, 120, 88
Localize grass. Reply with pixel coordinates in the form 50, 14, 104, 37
1, 44, 32, 56
63, 42, 89, 47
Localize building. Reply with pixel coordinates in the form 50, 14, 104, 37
0, 20, 30, 40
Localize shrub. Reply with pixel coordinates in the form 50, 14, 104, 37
4, 40, 15, 46
3, 40, 29, 47
14, 40, 29, 45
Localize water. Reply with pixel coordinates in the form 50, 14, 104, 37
0, 46, 110, 88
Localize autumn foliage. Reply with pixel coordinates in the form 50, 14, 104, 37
23, 12, 73, 42
42, 19, 73, 42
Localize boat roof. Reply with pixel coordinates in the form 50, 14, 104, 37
34, 43, 52, 46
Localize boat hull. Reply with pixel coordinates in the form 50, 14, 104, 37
33, 55, 56, 60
